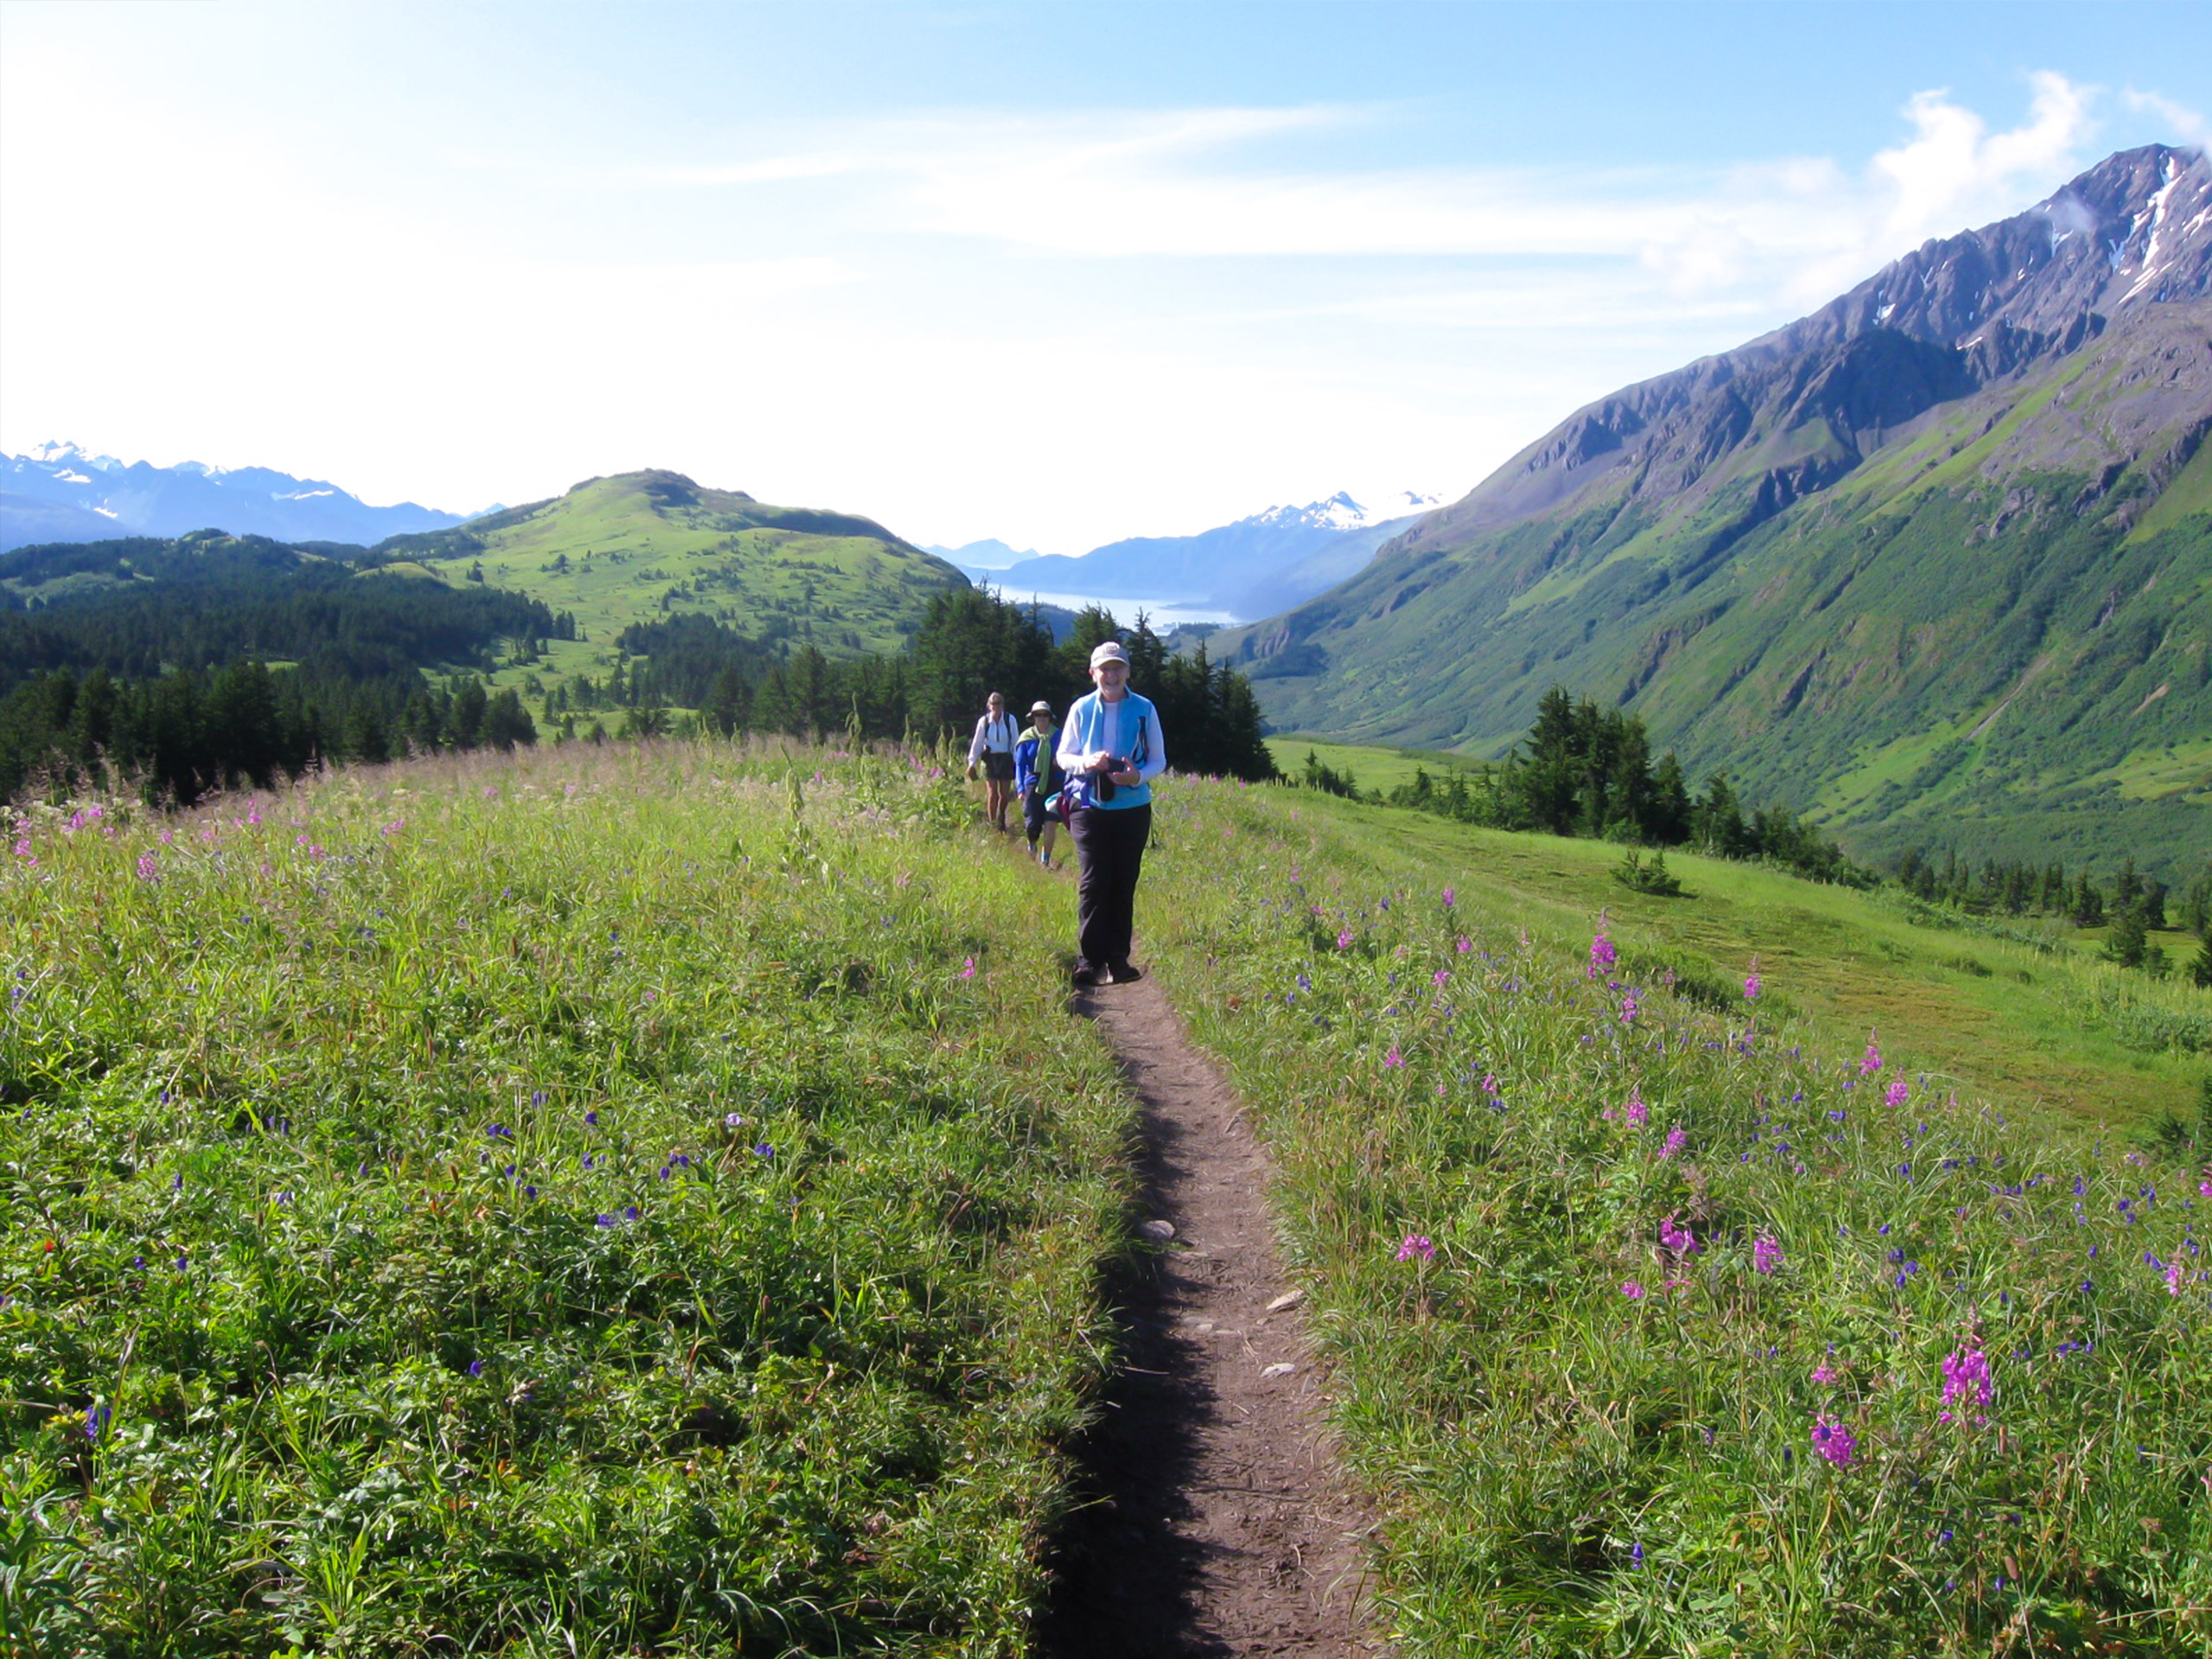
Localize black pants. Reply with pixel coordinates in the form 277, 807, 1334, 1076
1070, 803, 1150, 969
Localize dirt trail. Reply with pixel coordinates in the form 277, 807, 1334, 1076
1037, 974, 1386, 1657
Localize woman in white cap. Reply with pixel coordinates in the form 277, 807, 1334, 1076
1013, 698, 1065, 868
1054, 639, 1167, 986
965, 690, 1019, 834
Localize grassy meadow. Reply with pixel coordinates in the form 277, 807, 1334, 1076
5, 740, 2209, 1656
3, 741, 1131, 1657
1142, 781, 2211, 1655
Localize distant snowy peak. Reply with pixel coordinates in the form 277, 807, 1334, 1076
2, 442, 474, 552
1248, 490, 1440, 533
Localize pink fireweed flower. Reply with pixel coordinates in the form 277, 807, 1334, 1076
1433, 969, 1450, 988
1810, 1361, 1839, 1385
1659, 1126, 1688, 1160
1885, 1078, 1908, 1109
1619, 992, 1639, 1026
1744, 956, 1761, 1001
958, 957, 976, 980
1941, 1345, 1993, 1418
1659, 1213, 1698, 1257
1337, 930, 1355, 950
1811, 1420, 1858, 1467
1441, 887, 1455, 907
135, 853, 158, 882
1753, 1235, 1781, 1275
2167, 1259, 2187, 1295
1382, 1046, 1404, 1069
1396, 1233, 1435, 1262
1624, 1088, 1648, 1127
1861, 1031, 1883, 1075
1621, 1279, 1647, 1300
1589, 926, 1617, 977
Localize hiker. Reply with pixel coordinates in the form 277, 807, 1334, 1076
1055, 639, 1166, 987
1014, 698, 1065, 868
965, 690, 1019, 834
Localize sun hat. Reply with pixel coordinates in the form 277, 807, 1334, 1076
1029, 699, 1053, 714
1089, 640, 1129, 669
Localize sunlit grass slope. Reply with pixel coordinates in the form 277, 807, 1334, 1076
3, 740, 1126, 1657
1146, 779, 2210, 1656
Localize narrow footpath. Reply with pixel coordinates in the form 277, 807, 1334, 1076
1037, 973, 1387, 1657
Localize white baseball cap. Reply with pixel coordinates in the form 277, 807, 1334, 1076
1089, 640, 1129, 669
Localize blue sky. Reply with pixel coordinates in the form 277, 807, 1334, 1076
3, 1, 2206, 554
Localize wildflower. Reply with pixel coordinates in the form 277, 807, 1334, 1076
136, 852, 158, 882
1630, 1541, 1643, 1568
1456, 936, 1472, 953
1659, 1213, 1698, 1257
467, 1360, 485, 1377
1589, 925, 1617, 977
1621, 1279, 1647, 1300
1337, 929, 1355, 950
1885, 1078, 1909, 1109
85, 1404, 111, 1443
2167, 1260, 2186, 1295
1441, 887, 1455, 907
1481, 1072, 1499, 1095
1941, 1345, 1993, 1415
1660, 1126, 1688, 1160
959, 957, 976, 980
1811, 1419, 1857, 1467
754, 1143, 774, 1159
1744, 957, 1761, 1001
1861, 1031, 1883, 1075
1432, 969, 1449, 988
1395, 1233, 1435, 1262
725, 1112, 745, 1128
1624, 1087, 1648, 1127
1619, 992, 1639, 1026
1810, 1361, 1838, 1384
1753, 1235, 1781, 1275
1382, 1046, 1404, 1069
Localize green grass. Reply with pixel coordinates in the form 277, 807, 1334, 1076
7, 747, 2209, 1655
1265, 735, 1486, 796
2, 740, 1129, 1656
1141, 779, 2212, 1656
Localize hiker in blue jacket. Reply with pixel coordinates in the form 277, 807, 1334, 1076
1054, 639, 1166, 987
1013, 699, 1065, 869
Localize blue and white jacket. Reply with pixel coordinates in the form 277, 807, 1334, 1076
1054, 690, 1166, 810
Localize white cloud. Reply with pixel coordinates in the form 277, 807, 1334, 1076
2123, 88, 2211, 152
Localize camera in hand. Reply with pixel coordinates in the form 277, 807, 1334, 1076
1095, 756, 1126, 802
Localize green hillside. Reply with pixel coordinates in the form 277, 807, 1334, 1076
380, 468, 971, 704
1223, 153, 2212, 884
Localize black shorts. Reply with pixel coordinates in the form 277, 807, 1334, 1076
1023, 791, 1053, 836
982, 752, 1015, 782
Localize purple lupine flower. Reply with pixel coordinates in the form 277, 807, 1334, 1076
1753, 1235, 1780, 1275
1395, 1233, 1435, 1262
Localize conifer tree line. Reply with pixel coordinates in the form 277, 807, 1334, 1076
605, 588, 1277, 782
1300, 686, 1866, 887
1, 541, 1277, 804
